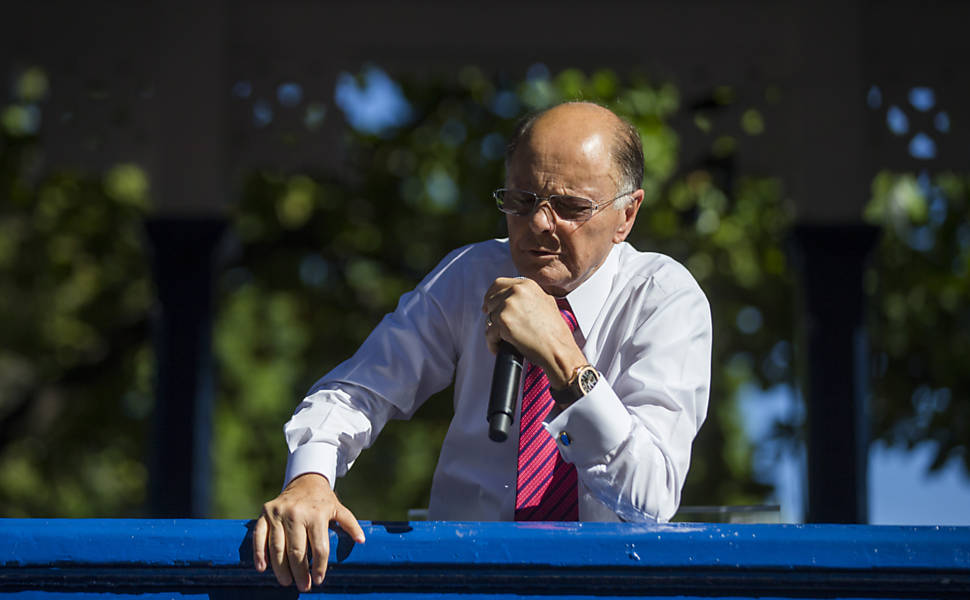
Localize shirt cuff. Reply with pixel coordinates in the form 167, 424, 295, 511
283, 442, 339, 491
544, 378, 632, 467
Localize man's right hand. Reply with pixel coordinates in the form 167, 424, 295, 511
252, 473, 366, 592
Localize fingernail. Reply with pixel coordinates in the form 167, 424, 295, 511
314, 575, 324, 585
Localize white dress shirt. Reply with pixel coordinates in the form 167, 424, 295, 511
283, 239, 712, 522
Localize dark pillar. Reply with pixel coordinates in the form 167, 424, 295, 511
790, 224, 880, 524
145, 217, 226, 517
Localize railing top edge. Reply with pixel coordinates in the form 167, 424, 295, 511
1, 519, 968, 571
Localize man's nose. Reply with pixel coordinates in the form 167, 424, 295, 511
528, 201, 557, 234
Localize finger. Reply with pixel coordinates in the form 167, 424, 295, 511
483, 290, 517, 321
268, 518, 293, 587
482, 278, 519, 312
307, 518, 331, 586
252, 515, 269, 572
284, 520, 311, 592
334, 504, 367, 544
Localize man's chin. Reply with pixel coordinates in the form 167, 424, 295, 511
511, 252, 570, 292
521, 267, 572, 296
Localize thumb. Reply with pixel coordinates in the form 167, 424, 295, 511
334, 503, 366, 544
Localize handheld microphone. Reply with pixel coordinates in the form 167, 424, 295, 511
487, 341, 523, 442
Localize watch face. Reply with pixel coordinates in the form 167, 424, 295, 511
578, 367, 599, 394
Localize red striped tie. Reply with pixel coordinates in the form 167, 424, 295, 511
514, 299, 579, 521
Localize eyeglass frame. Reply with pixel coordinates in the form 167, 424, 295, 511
492, 188, 636, 223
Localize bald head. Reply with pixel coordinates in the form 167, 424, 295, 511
506, 102, 644, 198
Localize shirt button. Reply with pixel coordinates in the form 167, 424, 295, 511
558, 431, 571, 446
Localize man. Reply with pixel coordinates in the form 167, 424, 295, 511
252, 102, 712, 591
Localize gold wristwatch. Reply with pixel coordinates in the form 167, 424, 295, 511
550, 364, 600, 408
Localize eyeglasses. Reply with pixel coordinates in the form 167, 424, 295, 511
493, 188, 633, 222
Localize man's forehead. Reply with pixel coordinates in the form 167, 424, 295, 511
530, 114, 611, 142
510, 132, 615, 178
506, 166, 619, 198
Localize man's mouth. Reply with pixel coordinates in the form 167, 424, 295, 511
528, 248, 558, 257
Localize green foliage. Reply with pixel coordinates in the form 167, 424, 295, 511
0, 121, 153, 516
864, 171, 970, 473
6, 62, 966, 523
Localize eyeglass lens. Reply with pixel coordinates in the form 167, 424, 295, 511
497, 190, 594, 221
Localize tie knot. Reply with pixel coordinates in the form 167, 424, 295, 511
556, 298, 578, 333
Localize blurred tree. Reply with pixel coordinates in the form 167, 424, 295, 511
0, 68, 153, 516
6, 63, 967, 522
864, 171, 970, 474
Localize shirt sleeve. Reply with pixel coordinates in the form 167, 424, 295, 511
283, 383, 396, 488
545, 277, 712, 523
282, 247, 470, 489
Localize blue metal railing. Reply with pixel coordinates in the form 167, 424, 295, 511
1, 519, 968, 598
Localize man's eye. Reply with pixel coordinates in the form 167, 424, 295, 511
509, 194, 534, 208
555, 199, 590, 216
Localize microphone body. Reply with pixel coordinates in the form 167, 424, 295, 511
487, 341, 524, 442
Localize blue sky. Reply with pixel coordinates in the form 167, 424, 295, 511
740, 384, 970, 525
869, 439, 970, 525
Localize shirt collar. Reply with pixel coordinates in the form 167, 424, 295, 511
560, 243, 620, 339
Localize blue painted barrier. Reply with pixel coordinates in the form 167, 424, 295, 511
0, 519, 968, 598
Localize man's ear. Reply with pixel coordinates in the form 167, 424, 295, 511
613, 189, 644, 243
